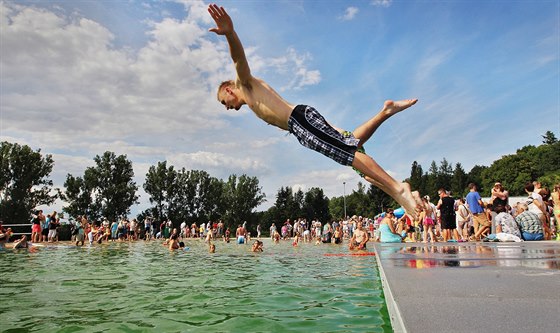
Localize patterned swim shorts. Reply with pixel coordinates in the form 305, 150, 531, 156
342, 131, 366, 178
288, 105, 359, 166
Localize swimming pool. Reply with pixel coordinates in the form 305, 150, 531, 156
0, 239, 391, 332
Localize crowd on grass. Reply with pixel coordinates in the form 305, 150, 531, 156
1, 181, 559, 250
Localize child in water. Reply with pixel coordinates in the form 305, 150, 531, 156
252, 240, 263, 252
292, 232, 301, 246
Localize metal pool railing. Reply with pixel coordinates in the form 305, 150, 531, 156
2, 224, 32, 236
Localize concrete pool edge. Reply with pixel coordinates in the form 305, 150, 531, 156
373, 244, 407, 333
372, 241, 560, 333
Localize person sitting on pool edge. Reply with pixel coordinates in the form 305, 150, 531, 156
349, 222, 370, 250
378, 209, 404, 243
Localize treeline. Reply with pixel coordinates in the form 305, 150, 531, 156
406, 130, 560, 199
0, 131, 558, 231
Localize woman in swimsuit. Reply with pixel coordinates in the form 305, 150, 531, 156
420, 197, 436, 243
378, 210, 402, 243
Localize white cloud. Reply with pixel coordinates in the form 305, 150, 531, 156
168, 151, 270, 175
245, 46, 321, 91
0, 1, 325, 215
339, 7, 359, 21
371, 0, 392, 7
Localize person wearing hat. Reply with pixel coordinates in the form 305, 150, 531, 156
514, 202, 544, 241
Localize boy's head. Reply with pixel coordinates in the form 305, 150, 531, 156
524, 182, 535, 193
217, 80, 242, 111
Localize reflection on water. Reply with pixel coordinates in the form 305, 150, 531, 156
0, 240, 391, 332
378, 243, 560, 270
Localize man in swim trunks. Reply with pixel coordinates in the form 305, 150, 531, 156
208, 4, 423, 218
236, 224, 246, 244
349, 222, 369, 250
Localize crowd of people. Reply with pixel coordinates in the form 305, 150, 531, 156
376, 181, 560, 243
1, 181, 559, 251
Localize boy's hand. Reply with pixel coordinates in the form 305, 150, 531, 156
208, 4, 233, 35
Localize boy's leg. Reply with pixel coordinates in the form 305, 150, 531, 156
351, 100, 418, 189
352, 151, 421, 217
352, 99, 417, 147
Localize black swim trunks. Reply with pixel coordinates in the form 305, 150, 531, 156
288, 105, 359, 166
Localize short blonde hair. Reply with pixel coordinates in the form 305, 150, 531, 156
217, 80, 234, 100
516, 202, 528, 210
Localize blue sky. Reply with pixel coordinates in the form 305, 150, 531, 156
1, 0, 558, 216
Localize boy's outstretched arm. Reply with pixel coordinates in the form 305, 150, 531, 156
208, 4, 251, 85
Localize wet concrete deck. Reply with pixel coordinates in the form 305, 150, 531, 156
373, 241, 560, 333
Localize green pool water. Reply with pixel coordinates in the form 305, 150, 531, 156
0, 239, 392, 332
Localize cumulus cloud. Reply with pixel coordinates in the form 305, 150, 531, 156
339, 7, 359, 21
0, 0, 322, 214
1, 1, 227, 144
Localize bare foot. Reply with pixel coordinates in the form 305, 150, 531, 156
382, 99, 418, 116
397, 182, 423, 219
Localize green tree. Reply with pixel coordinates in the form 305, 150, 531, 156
271, 186, 295, 224
63, 151, 139, 222
367, 183, 396, 215
62, 170, 101, 221
480, 142, 560, 195
193, 170, 226, 222
143, 161, 175, 222
328, 196, 344, 220
147, 168, 226, 226
437, 158, 453, 191
0, 142, 57, 224
408, 161, 425, 194
293, 189, 305, 219
222, 174, 265, 230
541, 130, 558, 145
303, 187, 330, 222
481, 154, 530, 196
467, 165, 487, 194
346, 182, 372, 218
92, 152, 139, 221
451, 163, 468, 198
424, 161, 439, 201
